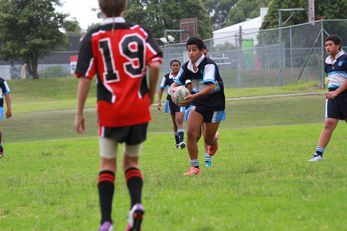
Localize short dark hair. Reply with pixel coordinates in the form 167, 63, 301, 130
170, 60, 181, 66
325, 35, 342, 50
186, 37, 204, 50
98, 0, 127, 17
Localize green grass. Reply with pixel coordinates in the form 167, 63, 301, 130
1, 124, 347, 230
6, 77, 323, 113
1, 77, 345, 230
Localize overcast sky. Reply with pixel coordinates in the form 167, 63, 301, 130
58, 0, 102, 30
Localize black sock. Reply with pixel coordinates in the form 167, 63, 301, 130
174, 133, 179, 145
125, 167, 143, 208
178, 131, 184, 143
98, 170, 115, 224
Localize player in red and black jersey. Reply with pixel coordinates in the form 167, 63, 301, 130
74, 1, 162, 230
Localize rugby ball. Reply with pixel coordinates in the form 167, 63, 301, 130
171, 86, 190, 105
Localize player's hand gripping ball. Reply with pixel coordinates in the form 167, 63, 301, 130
170, 86, 191, 106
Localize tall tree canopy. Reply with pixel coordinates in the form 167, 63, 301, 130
0, 0, 75, 78
261, 0, 347, 29
204, 0, 236, 30
226, 0, 270, 26
125, 0, 212, 40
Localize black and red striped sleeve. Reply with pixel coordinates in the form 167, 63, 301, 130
74, 32, 96, 80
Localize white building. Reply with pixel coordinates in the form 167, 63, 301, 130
213, 7, 268, 46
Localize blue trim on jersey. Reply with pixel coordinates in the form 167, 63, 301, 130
328, 71, 347, 77
174, 79, 183, 86
203, 79, 217, 84
0, 107, 3, 121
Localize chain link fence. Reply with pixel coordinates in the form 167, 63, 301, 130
1, 19, 347, 88
161, 19, 347, 88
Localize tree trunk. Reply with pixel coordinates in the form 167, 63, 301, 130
28, 58, 39, 79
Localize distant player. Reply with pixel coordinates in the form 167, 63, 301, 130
74, 0, 162, 230
309, 35, 347, 162
171, 37, 225, 175
0, 77, 12, 158
157, 60, 186, 149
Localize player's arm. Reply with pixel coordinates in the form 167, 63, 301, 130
157, 88, 164, 111
5, 93, 11, 119
180, 83, 215, 106
148, 62, 161, 105
326, 58, 347, 99
75, 77, 91, 133
326, 79, 347, 99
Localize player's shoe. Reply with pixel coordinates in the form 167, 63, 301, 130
126, 204, 144, 231
308, 154, 323, 162
0, 146, 3, 159
205, 159, 212, 167
99, 221, 113, 231
183, 166, 201, 176
178, 142, 186, 149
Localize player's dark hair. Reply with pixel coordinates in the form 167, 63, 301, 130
98, 0, 127, 17
186, 37, 204, 50
170, 60, 181, 66
325, 35, 342, 50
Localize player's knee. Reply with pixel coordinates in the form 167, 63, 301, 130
175, 117, 183, 126
324, 120, 337, 130
100, 157, 116, 171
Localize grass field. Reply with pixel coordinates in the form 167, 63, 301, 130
1, 77, 346, 231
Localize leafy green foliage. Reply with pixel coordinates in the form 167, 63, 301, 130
226, 0, 269, 26
261, 0, 347, 29
125, 0, 212, 40
0, 0, 76, 78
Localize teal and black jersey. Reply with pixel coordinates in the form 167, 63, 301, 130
0, 78, 10, 107
325, 50, 347, 89
160, 73, 175, 100
174, 55, 225, 111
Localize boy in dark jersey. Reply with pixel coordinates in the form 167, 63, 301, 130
0, 77, 12, 158
309, 35, 347, 162
74, 0, 162, 230
171, 37, 225, 176
157, 60, 186, 149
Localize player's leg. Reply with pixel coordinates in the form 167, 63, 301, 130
123, 123, 147, 231
309, 98, 340, 162
203, 122, 220, 166
175, 110, 185, 149
168, 99, 179, 148
123, 145, 144, 231
98, 137, 118, 231
0, 107, 4, 158
184, 110, 203, 176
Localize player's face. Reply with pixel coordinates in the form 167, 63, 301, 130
187, 45, 203, 63
325, 40, 340, 56
186, 83, 193, 92
170, 62, 180, 74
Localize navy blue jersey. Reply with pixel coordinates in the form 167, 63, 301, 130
159, 73, 175, 99
0, 78, 10, 107
325, 51, 347, 89
175, 55, 225, 111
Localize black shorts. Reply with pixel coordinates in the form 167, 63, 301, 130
326, 90, 347, 120
167, 97, 184, 115
191, 106, 226, 123
99, 123, 148, 145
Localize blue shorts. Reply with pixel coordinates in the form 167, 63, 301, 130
190, 105, 225, 123
0, 107, 3, 121
164, 98, 185, 115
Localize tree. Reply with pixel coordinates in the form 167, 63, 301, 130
0, 0, 75, 79
204, 0, 236, 30
261, 0, 347, 29
125, 0, 212, 40
226, 0, 269, 26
